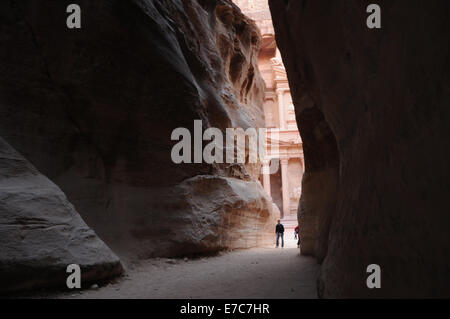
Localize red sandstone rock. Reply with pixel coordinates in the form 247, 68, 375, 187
269, 0, 450, 298
0, 0, 277, 292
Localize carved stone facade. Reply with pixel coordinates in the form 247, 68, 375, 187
234, 0, 304, 221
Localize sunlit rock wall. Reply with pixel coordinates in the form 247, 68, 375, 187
0, 0, 277, 269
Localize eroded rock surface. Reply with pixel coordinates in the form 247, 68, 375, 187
0, 138, 122, 293
0, 0, 277, 277
270, 0, 450, 297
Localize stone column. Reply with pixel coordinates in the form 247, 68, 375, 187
280, 158, 290, 218
277, 89, 285, 129
275, 48, 282, 60
262, 160, 271, 198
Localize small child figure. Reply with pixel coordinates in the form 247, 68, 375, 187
294, 225, 300, 248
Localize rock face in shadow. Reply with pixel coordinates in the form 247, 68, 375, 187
0, 0, 277, 276
0, 138, 122, 293
269, 0, 450, 297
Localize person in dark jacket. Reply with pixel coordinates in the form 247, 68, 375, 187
275, 220, 284, 248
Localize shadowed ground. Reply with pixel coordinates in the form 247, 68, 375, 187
35, 233, 318, 299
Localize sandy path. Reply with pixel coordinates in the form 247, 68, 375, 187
42, 232, 319, 299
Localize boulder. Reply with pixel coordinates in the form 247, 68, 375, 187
0, 137, 122, 293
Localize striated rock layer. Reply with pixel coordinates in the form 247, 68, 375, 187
0, 138, 122, 293
0, 0, 277, 285
269, 0, 450, 297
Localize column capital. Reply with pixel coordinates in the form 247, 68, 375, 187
264, 90, 277, 101
276, 88, 287, 95
262, 159, 271, 166
261, 163, 271, 174
280, 158, 289, 165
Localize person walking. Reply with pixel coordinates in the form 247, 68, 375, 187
275, 220, 285, 248
294, 225, 300, 248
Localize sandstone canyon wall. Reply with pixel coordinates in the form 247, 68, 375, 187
0, 0, 277, 291
0, 138, 122, 293
270, 0, 450, 297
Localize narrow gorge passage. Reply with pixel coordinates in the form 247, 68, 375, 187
1, 0, 309, 297
1, 0, 449, 300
